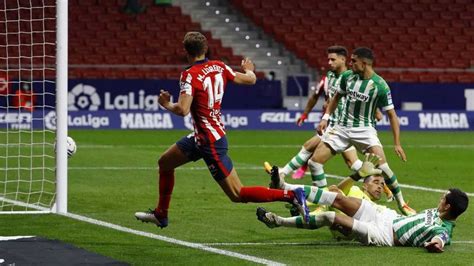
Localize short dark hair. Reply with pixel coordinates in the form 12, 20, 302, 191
363, 174, 383, 183
353, 47, 375, 61
183, 32, 208, 58
327, 45, 348, 57
445, 188, 469, 218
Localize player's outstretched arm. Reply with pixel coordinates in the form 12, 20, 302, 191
233, 58, 256, 85
158, 89, 193, 116
386, 109, 407, 162
424, 237, 445, 253
317, 92, 341, 135
297, 78, 325, 126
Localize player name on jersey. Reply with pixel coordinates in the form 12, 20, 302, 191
197, 65, 225, 82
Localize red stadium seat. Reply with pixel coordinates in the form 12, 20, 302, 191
457, 74, 474, 83
399, 72, 419, 82
419, 73, 438, 82
438, 73, 458, 83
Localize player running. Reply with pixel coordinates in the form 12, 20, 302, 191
134, 32, 309, 228
257, 155, 469, 253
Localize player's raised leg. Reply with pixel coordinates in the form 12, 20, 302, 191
367, 145, 415, 215
341, 146, 362, 172
278, 135, 320, 178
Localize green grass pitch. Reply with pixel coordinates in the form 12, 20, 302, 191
1, 130, 473, 265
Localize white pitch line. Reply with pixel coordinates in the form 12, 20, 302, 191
62, 212, 285, 266
0, 197, 284, 264
68, 166, 474, 197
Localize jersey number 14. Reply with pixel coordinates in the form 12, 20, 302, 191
203, 73, 224, 109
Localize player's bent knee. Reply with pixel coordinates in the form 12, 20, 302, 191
228, 193, 242, 203
158, 155, 174, 171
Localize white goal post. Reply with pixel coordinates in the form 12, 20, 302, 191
0, 0, 68, 214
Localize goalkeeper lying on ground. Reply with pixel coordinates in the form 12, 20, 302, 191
257, 154, 469, 252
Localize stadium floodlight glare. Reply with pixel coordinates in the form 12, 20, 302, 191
205, 1, 210, 6
0, 0, 68, 214
245, 35, 250, 40
267, 52, 272, 57
277, 60, 282, 65
225, 18, 230, 23
256, 44, 260, 48
235, 27, 240, 31
215, 10, 220, 15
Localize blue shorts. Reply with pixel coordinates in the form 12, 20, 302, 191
176, 135, 234, 181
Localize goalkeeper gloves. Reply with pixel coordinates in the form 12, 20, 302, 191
358, 153, 382, 178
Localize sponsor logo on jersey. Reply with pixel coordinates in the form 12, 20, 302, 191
419, 113, 470, 129
347, 90, 369, 102
425, 209, 434, 226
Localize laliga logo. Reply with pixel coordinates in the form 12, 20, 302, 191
68, 83, 101, 111
44, 111, 57, 130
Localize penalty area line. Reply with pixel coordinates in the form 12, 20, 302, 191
62, 212, 285, 266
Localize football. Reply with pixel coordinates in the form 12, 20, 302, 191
55, 136, 77, 158
66, 136, 77, 158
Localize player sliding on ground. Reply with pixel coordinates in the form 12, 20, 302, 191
134, 32, 309, 228
257, 154, 469, 253
307, 166, 387, 239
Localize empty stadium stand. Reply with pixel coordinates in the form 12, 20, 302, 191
68, 0, 260, 79
231, 0, 474, 83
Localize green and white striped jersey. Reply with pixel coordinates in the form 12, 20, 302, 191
326, 70, 350, 127
337, 70, 394, 127
392, 208, 454, 247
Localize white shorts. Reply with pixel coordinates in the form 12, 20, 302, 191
322, 125, 357, 153
354, 200, 399, 246
322, 124, 382, 153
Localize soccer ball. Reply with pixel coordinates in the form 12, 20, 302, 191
55, 136, 77, 158
66, 136, 77, 158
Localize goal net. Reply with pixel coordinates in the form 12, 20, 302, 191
0, 0, 68, 213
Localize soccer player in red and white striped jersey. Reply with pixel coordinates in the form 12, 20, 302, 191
135, 32, 309, 228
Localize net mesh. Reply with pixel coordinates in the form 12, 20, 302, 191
0, 0, 57, 212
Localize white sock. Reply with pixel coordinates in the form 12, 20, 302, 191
308, 160, 327, 188
282, 182, 304, 191
307, 186, 337, 205
379, 163, 406, 206
350, 159, 363, 172
281, 147, 312, 176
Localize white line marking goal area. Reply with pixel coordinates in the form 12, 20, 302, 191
63, 212, 285, 266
